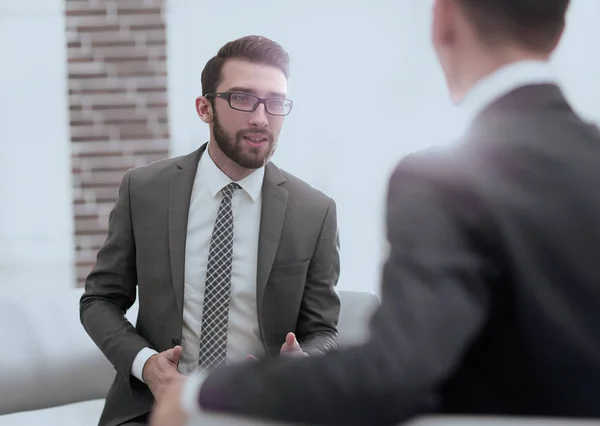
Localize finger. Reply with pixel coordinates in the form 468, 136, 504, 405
280, 332, 302, 354
285, 332, 297, 346
164, 345, 183, 364
282, 332, 300, 350
246, 354, 258, 361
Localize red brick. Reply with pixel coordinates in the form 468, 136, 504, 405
79, 187, 120, 203
117, 7, 162, 16
66, 8, 107, 17
78, 154, 163, 171
65, 1, 107, 14
108, 60, 167, 77
70, 108, 139, 123
79, 170, 128, 186
93, 45, 149, 61
84, 31, 131, 45
120, 14, 165, 30
75, 218, 107, 235
74, 24, 122, 33
69, 93, 139, 107
114, 0, 164, 9
75, 234, 110, 253
67, 16, 112, 29
135, 30, 166, 43
91, 103, 137, 110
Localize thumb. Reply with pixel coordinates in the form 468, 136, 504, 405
164, 345, 183, 364
281, 332, 301, 352
286, 332, 298, 347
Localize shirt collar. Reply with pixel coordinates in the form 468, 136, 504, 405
459, 60, 557, 124
199, 146, 265, 202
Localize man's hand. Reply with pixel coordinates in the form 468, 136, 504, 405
280, 332, 308, 357
149, 375, 188, 426
247, 332, 309, 360
143, 345, 185, 400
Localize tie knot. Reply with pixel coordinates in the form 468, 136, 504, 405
221, 182, 240, 199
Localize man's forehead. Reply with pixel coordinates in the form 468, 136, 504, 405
218, 59, 287, 95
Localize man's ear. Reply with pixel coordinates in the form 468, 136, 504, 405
195, 96, 213, 124
432, 0, 457, 49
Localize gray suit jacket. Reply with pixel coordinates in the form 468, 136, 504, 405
80, 144, 341, 426
195, 85, 600, 425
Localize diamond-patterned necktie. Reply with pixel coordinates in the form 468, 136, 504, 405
198, 182, 240, 369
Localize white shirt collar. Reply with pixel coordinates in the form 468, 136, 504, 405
200, 145, 265, 202
459, 60, 557, 123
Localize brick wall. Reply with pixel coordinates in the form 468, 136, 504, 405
65, 0, 170, 286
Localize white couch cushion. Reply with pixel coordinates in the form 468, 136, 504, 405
0, 287, 138, 415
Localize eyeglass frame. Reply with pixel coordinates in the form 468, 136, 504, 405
204, 92, 294, 116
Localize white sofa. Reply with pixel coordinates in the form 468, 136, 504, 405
0, 287, 595, 426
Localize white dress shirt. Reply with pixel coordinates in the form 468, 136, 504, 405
131, 146, 265, 381
460, 60, 557, 124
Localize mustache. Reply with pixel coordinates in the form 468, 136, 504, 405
237, 129, 273, 140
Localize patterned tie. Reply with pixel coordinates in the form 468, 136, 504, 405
198, 182, 240, 369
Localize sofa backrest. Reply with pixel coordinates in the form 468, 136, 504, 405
336, 290, 379, 347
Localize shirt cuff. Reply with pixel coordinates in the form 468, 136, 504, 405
181, 369, 207, 416
131, 347, 158, 383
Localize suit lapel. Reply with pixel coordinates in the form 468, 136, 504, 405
256, 163, 288, 319
168, 145, 204, 312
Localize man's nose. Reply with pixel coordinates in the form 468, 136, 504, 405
248, 103, 269, 127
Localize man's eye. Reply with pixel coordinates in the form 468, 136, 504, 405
232, 94, 250, 102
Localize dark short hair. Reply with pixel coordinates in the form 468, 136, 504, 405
201, 35, 290, 96
456, 0, 570, 52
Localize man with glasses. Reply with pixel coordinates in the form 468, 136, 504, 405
80, 35, 341, 426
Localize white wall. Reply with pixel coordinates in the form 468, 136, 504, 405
552, 0, 600, 122
166, 0, 600, 295
0, 0, 75, 291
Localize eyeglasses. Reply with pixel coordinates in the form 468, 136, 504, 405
204, 92, 293, 116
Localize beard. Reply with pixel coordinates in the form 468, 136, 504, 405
212, 110, 278, 170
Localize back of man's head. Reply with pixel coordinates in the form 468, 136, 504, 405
456, 0, 570, 53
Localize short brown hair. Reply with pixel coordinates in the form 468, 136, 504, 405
456, 0, 570, 52
201, 35, 290, 96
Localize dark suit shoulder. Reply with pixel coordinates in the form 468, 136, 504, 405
128, 153, 188, 181
124, 150, 200, 195
387, 146, 494, 237
390, 146, 474, 193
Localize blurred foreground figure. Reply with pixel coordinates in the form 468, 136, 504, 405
152, 1, 600, 425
